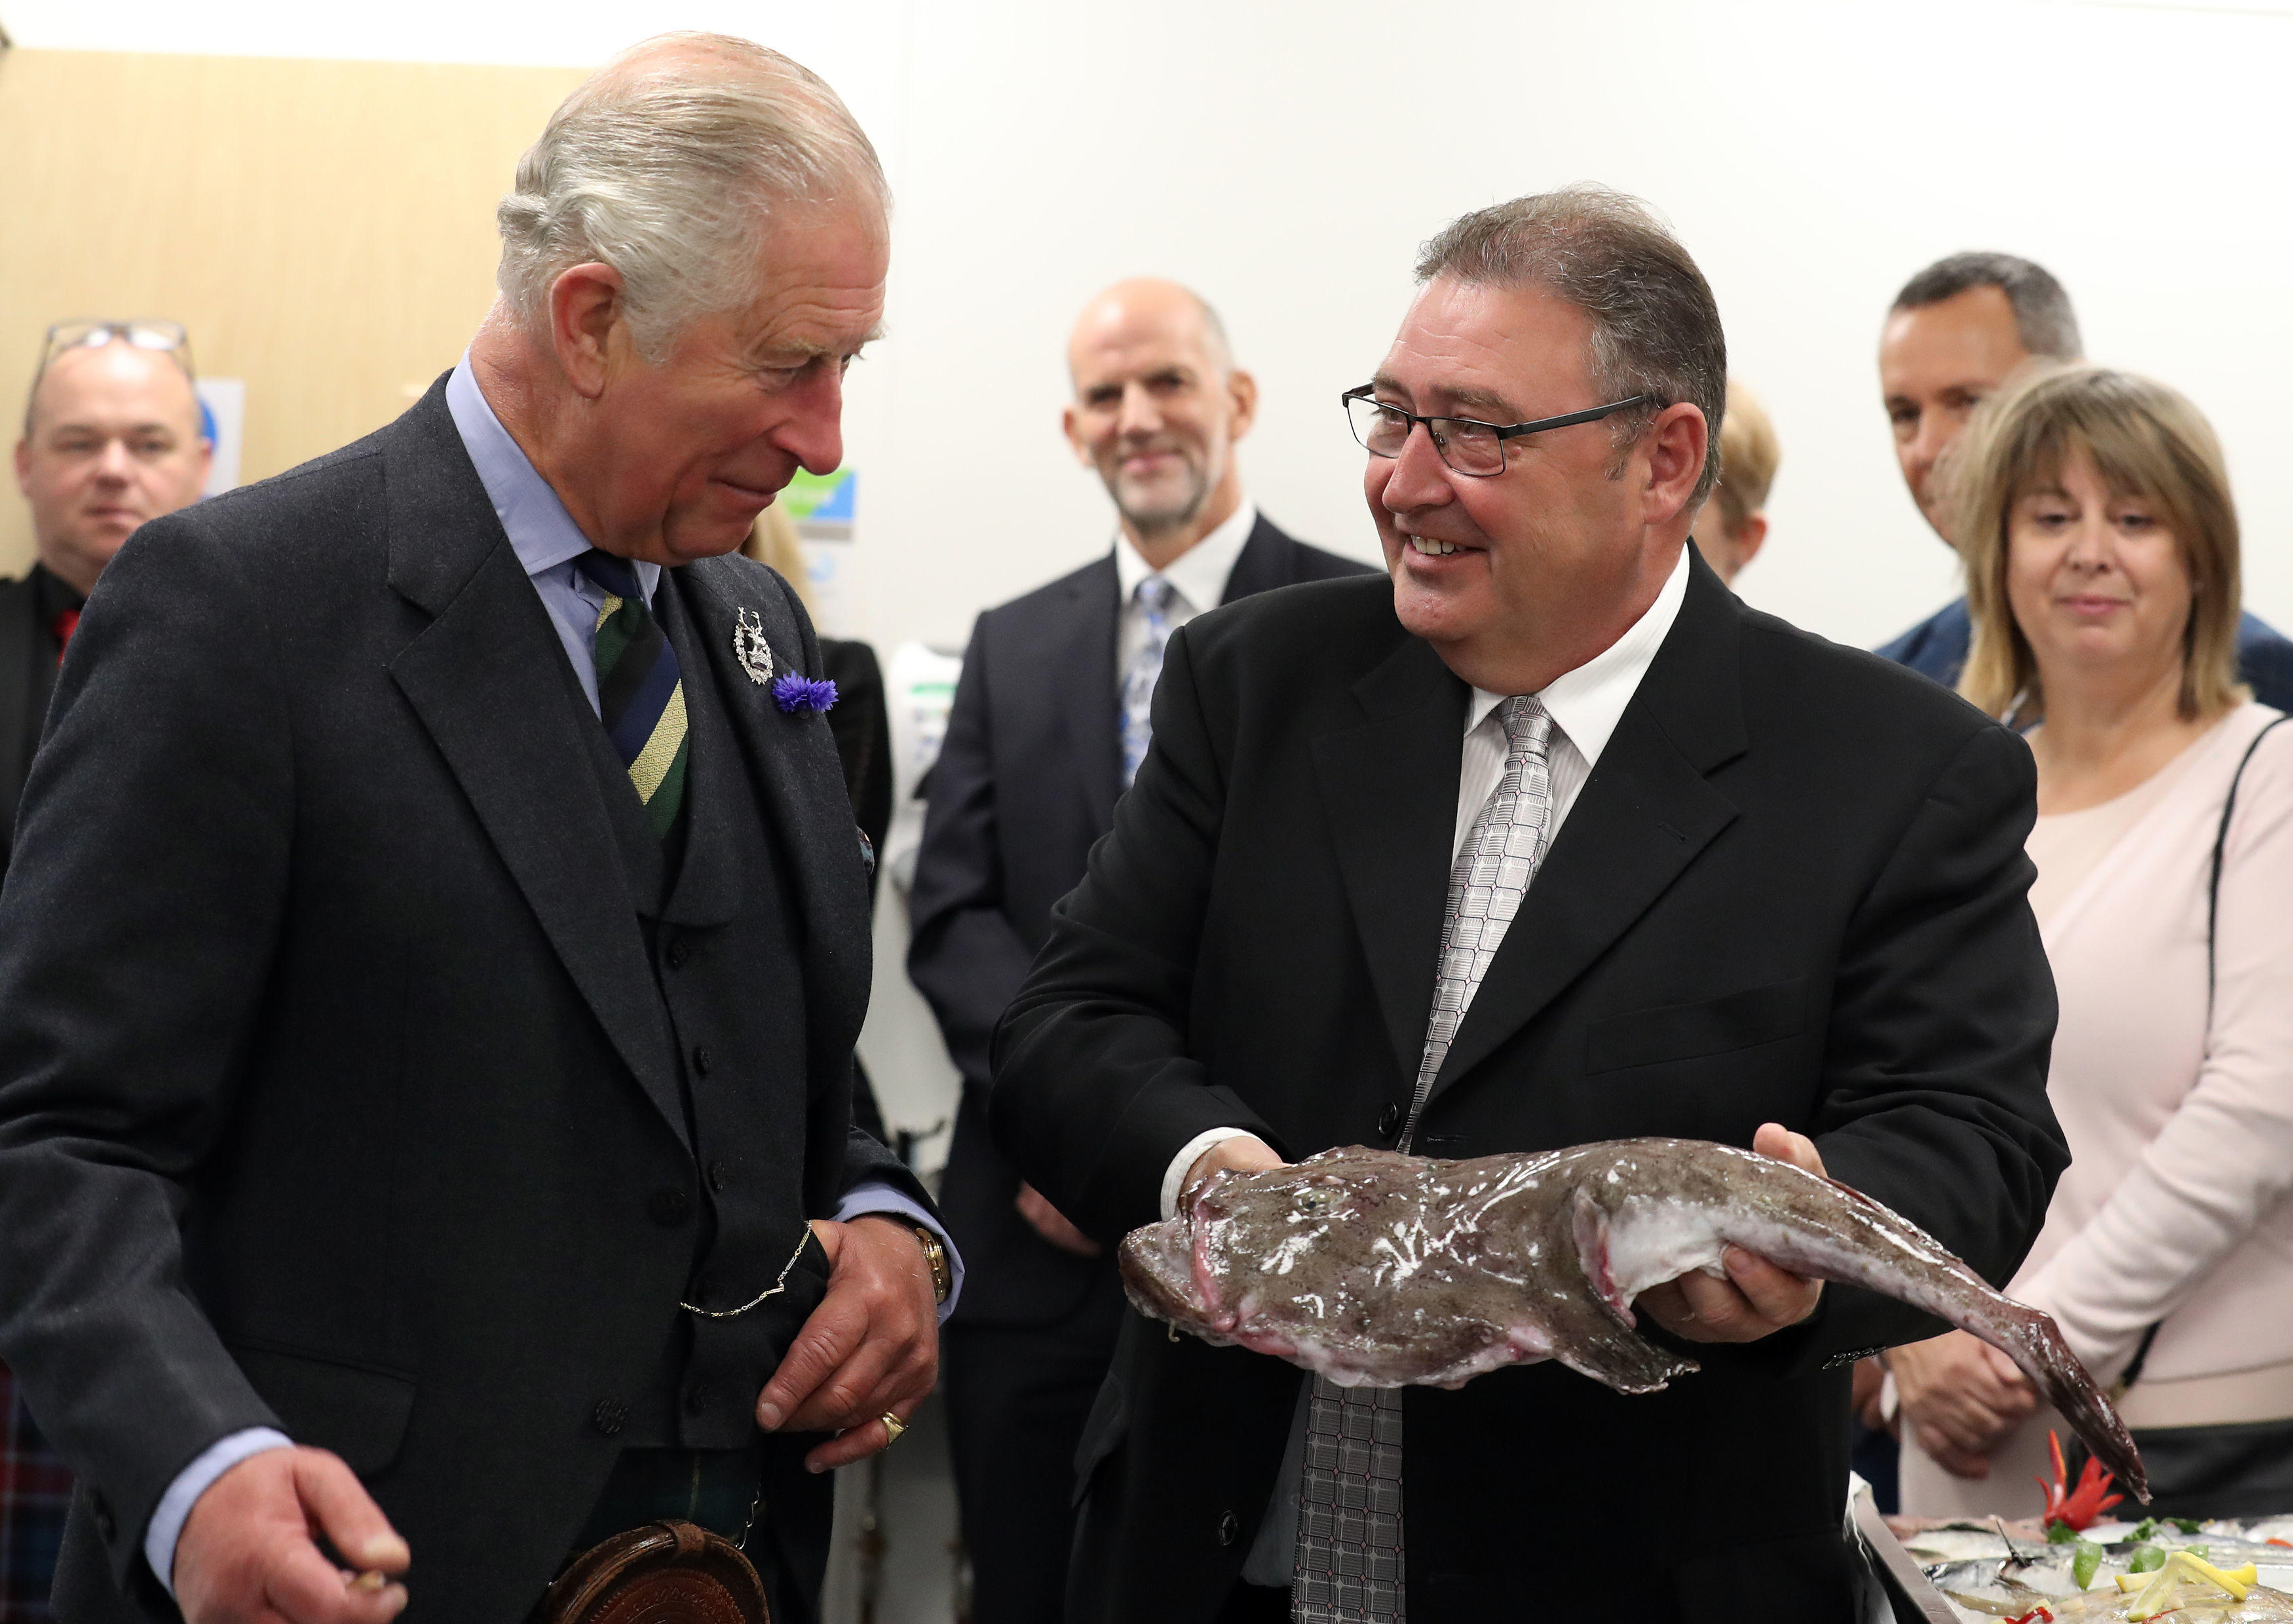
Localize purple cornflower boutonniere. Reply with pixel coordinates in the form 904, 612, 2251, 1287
772, 673, 839, 715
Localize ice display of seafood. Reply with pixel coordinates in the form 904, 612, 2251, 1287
1119, 1139, 2148, 1498
1894, 1516, 2293, 1622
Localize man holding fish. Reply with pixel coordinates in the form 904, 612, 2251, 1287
991, 185, 2071, 1624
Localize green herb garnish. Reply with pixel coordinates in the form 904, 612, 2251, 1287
2047, 1520, 2080, 1544
2072, 1539, 2104, 1589
2129, 1545, 2165, 1574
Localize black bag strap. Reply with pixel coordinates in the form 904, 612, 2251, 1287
2118, 712, 2287, 1395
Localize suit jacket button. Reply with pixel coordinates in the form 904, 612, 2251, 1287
692, 1046, 715, 1077
708, 1161, 728, 1193
1377, 1103, 1402, 1141
685, 1382, 719, 1416
592, 1399, 628, 1436
90, 1490, 117, 1542
649, 1188, 692, 1226
666, 938, 690, 970
1217, 1509, 1240, 1547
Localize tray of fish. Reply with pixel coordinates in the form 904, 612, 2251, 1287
1890, 1517, 2293, 1621
1120, 1139, 2147, 1492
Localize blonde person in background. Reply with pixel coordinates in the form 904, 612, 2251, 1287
1698, 379, 1777, 584
1892, 364, 2293, 1517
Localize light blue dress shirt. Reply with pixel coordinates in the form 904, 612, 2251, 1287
145, 358, 958, 1592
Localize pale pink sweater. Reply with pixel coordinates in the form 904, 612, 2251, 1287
2010, 702, 2293, 1388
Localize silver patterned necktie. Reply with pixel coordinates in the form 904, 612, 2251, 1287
1121, 576, 1177, 788
1291, 694, 1556, 1624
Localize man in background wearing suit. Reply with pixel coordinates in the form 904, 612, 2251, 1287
908, 278, 1369, 1624
1876, 251, 2293, 703
0, 320, 210, 1621
993, 188, 2068, 1623
0, 37, 953, 1624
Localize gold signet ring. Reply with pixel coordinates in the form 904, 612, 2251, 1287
881, 1412, 907, 1444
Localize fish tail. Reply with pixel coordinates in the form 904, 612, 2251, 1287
1986, 1300, 2150, 1505
1711, 1180, 2148, 1502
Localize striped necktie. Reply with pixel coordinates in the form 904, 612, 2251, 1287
575, 550, 689, 839
1291, 694, 1555, 1623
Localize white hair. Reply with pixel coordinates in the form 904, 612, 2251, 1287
496, 33, 888, 360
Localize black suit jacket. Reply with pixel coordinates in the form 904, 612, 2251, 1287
908, 516, 1371, 1326
990, 552, 2067, 1623
0, 564, 79, 869
0, 382, 928, 1623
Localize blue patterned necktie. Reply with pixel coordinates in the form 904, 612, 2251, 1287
1120, 575, 1177, 789
575, 550, 689, 839
1291, 694, 1555, 1624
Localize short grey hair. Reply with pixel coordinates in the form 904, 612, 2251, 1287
1416, 184, 1726, 502
1893, 252, 2082, 362
497, 33, 888, 360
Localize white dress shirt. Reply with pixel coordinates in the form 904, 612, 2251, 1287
1113, 499, 1260, 681
1158, 544, 1692, 1217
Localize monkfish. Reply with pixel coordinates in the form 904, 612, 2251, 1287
1119, 1138, 2147, 1501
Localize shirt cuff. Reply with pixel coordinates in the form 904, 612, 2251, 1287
1162, 1128, 1261, 1220
835, 1181, 965, 1322
145, 1427, 295, 1595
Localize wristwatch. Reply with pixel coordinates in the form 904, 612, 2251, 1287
911, 1224, 953, 1306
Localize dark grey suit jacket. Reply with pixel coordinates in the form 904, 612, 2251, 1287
0, 381, 924, 1622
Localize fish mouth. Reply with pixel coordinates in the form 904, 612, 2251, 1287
1116, 1215, 1222, 1334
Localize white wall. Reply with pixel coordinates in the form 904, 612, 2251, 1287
14, 0, 2293, 658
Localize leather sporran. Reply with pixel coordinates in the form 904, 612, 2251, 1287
533, 1520, 770, 1624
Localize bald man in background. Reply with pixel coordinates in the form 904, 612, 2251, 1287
908, 280, 1370, 1622
7, 324, 211, 869
1, 324, 208, 1622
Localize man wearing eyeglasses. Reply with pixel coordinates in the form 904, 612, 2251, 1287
0, 321, 208, 1622
909, 277, 1367, 1624
989, 186, 2065, 1624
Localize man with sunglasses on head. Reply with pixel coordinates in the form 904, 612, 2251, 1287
989, 187, 2066, 1623
7, 321, 210, 869
0, 320, 208, 1621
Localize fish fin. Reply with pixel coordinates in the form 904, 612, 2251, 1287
1570, 1188, 1639, 1327
1553, 1327, 1699, 1397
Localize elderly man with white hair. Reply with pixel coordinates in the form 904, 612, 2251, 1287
0, 35, 951, 1624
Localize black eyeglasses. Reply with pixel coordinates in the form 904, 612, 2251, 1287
1341, 385, 1655, 477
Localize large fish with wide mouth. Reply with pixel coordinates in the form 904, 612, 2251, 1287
1119, 1137, 2147, 1501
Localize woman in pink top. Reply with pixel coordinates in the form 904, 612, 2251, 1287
1891, 365, 2293, 1517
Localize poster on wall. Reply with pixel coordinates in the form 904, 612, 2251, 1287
781, 465, 856, 636
194, 377, 245, 497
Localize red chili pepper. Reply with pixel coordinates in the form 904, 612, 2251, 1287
2271, 1538, 2293, 1549
2003, 1608, 2053, 1624
2033, 1429, 2124, 1531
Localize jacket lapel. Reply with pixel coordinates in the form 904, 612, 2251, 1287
670, 560, 873, 1053
1310, 631, 1469, 1080
381, 384, 690, 1148
1053, 556, 1123, 833
1428, 557, 1749, 1100
1219, 515, 1295, 603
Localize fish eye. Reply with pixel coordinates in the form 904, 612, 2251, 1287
1295, 1187, 1337, 1213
